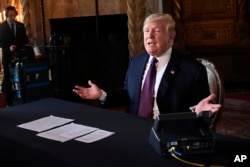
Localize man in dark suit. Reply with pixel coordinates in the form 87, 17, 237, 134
0, 6, 29, 106
73, 13, 221, 119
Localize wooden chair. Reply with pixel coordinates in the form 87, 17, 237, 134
197, 58, 224, 131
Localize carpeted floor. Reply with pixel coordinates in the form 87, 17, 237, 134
224, 91, 250, 101
215, 96, 250, 140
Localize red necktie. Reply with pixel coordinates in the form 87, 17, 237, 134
138, 57, 158, 118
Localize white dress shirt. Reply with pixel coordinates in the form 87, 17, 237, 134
141, 48, 172, 119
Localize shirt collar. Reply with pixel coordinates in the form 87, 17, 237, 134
149, 47, 172, 68
7, 20, 16, 26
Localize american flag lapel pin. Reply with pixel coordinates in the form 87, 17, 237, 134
170, 70, 175, 75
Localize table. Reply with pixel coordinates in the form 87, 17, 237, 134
0, 98, 249, 167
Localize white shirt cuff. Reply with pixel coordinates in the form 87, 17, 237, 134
189, 105, 197, 113
99, 89, 107, 104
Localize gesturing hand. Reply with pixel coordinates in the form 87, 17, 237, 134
195, 94, 222, 114
73, 80, 102, 100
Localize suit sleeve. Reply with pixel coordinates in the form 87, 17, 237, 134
193, 64, 211, 104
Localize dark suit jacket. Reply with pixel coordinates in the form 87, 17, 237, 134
0, 20, 29, 68
0, 20, 29, 97
104, 49, 210, 115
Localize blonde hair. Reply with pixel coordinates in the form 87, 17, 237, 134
143, 13, 176, 37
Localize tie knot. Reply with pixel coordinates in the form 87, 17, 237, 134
151, 57, 158, 68
152, 57, 158, 63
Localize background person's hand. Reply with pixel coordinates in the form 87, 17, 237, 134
10, 45, 16, 52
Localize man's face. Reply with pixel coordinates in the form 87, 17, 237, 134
6, 10, 17, 23
143, 20, 173, 57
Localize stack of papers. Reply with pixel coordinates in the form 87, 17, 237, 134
17, 115, 74, 132
75, 129, 115, 143
17, 115, 115, 143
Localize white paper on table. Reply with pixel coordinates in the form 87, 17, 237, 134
75, 129, 115, 143
36, 123, 98, 142
17, 115, 74, 132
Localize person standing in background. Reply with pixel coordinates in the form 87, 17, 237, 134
0, 6, 29, 106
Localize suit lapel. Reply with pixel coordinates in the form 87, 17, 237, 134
3, 21, 15, 39
157, 50, 179, 98
134, 53, 149, 92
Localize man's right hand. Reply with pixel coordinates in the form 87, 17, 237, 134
72, 80, 102, 100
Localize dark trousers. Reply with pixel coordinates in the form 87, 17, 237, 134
1, 76, 14, 106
